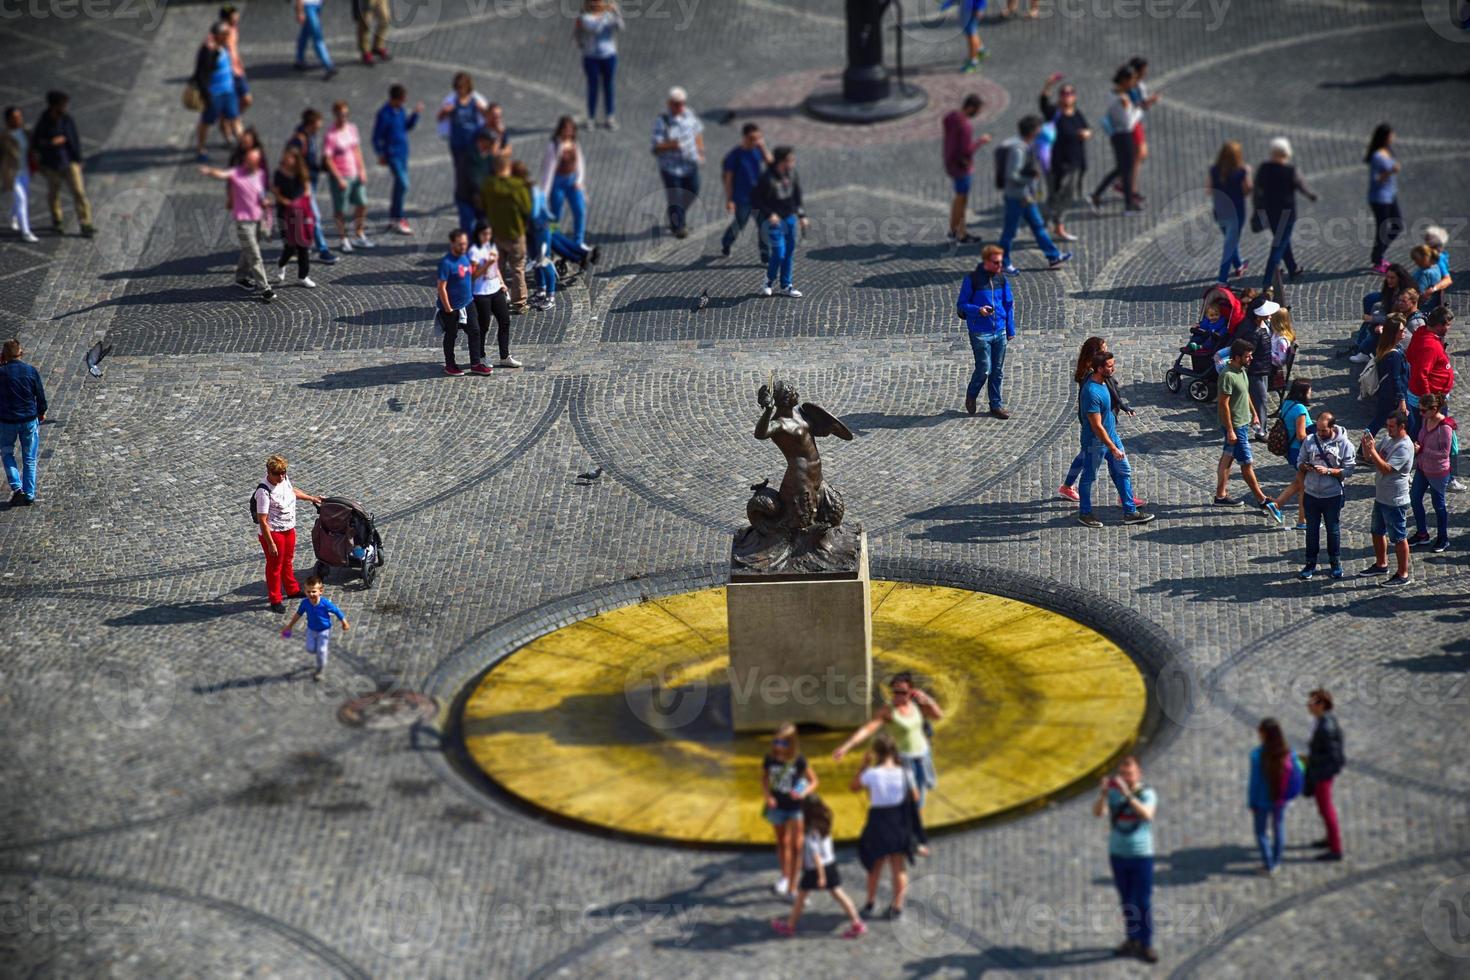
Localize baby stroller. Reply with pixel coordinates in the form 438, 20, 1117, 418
1165, 284, 1248, 403
311, 497, 385, 588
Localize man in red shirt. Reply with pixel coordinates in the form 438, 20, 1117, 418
1406, 307, 1455, 433
942, 94, 990, 250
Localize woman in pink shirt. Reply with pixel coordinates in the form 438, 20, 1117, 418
324, 100, 372, 252
199, 147, 275, 303
1409, 392, 1456, 552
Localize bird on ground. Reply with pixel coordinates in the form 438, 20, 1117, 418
577, 466, 604, 483
84, 341, 113, 378
693, 289, 709, 313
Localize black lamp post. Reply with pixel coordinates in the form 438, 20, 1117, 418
805, 0, 927, 123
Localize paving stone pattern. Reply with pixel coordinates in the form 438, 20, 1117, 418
1, 1, 1469, 977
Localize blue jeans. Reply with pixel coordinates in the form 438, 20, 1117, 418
1411, 470, 1450, 542
296, 5, 332, 69
1302, 492, 1343, 567
999, 197, 1059, 264
966, 330, 1007, 409
549, 173, 587, 245
527, 224, 557, 297
1253, 805, 1285, 870
1217, 217, 1243, 283
762, 213, 798, 289
1, 417, 40, 498
720, 202, 769, 261
659, 168, 699, 232
1262, 212, 1297, 287
1064, 448, 1087, 486
1109, 855, 1154, 949
307, 175, 330, 254
386, 155, 409, 219
1079, 442, 1137, 515
582, 54, 616, 119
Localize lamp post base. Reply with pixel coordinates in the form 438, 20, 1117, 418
803, 82, 928, 124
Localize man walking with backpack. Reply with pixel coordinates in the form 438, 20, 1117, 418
997, 116, 1070, 274
252, 454, 324, 613
956, 245, 1014, 418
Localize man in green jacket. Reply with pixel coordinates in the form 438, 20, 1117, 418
481, 155, 530, 313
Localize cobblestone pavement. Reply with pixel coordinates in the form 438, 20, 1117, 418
2, 1, 1469, 977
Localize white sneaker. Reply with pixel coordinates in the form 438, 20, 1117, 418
1348, 352, 1370, 364
604, 115, 619, 131
760, 281, 773, 297
20, 231, 39, 243
781, 285, 802, 298
275, 267, 287, 283
299, 276, 317, 288
339, 237, 354, 253
774, 877, 789, 897
1451, 478, 1467, 493
496, 356, 523, 368
352, 234, 376, 249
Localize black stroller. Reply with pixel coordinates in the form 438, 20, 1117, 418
311, 497, 385, 587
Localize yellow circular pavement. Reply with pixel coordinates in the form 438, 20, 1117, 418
461, 582, 1146, 845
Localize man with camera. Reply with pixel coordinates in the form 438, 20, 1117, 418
1093, 756, 1158, 964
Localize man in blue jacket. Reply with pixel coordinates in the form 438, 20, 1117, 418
372, 84, 422, 236
956, 245, 1014, 418
0, 339, 47, 506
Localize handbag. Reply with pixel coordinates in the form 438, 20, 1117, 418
281, 195, 316, 249
182, 82, 204, 112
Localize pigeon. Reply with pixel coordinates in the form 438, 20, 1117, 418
84, 341, 113, 378
750, 477, 769, 492
387, 397, 404, 413
693, 288, 709, 313
577, 466, 604, 483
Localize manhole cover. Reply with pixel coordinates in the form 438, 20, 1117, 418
339, 690, 437, 730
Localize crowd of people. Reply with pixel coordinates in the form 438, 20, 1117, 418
0, 1, 1461, 967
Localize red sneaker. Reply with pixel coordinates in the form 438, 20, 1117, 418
470, 363, 493, 375
444, 365, 465, 376
770, 918, 794, 937
361, 51, 374, 66
374, 46, 391, 61
1058, 485, 1080, 502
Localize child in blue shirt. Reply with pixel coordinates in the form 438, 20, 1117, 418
282, 576, 350, 681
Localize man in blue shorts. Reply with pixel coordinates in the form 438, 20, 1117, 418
1215, 338, 1285, 522
193, 22, 241, 162
942, 94, 990, 248
1077, 351, 1154, 527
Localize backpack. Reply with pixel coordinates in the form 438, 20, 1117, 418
248, 482, 270, 525
955, 275, 971, 321
1282, 753, 1305, 802
1357, 358, 1381, 400
993, 144, 1009, 190
1266, 416, 1290, 457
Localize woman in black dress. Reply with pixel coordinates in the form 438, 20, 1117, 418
851, 733, 917, 920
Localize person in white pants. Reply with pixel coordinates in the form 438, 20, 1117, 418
2, 107, 38, 243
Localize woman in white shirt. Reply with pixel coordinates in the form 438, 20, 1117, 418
539, 117, 587, 247
850, 733, 918, 921
469, 222, 521, 368
1090, 65, 1144, 212
573, 0, 623, 129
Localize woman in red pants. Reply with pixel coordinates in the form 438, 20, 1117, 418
252, 454, 323, 612
1305, 688, 1345, 861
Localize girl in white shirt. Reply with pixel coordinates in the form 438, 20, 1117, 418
770, 794, 866, 939
539, 117, 587, 246
851, 733, 918, 921
469, 222, 520, 368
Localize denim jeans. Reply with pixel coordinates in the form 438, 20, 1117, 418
296, 4, 333, 69
1064, 448, 1086, 486
1411, 470, 1450, 542
966, 330, 1007, 409
582, 54, 616, 119
1, 417, 39, 498
1369, 198, 1403, 266
549, 173, 586, 245
1253, 805, 1285, 870
659, 168, 699, 232
1109, 855, 1154, 949
999, 197, 1059, 264
720, 202, 769, 261
1302, 492, 1344, 566
1262, 212, 1297, 287
307, 175, 330, 254
1079, 442, 1137, 515
1216, 217, 1243, 283
386, 156, 409, 219
762, 213, 798, 289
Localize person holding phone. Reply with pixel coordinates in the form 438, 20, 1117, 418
955, 245, 1014, 418
1093, 757, 1157, 963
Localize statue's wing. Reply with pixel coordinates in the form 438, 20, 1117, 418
801, 402, 854, 440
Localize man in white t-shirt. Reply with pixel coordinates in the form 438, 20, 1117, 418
253, 454, 323, 611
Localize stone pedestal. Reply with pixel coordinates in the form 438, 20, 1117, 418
726, 533, 872, 732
